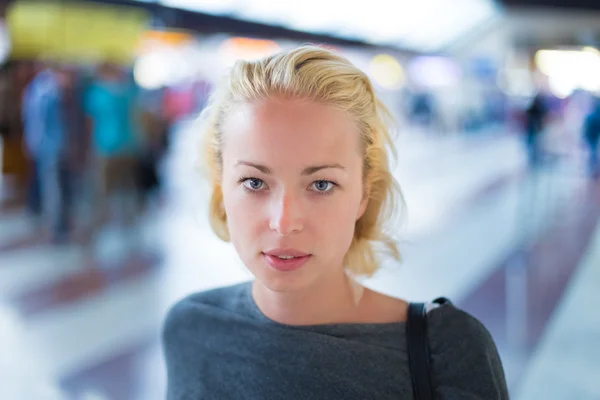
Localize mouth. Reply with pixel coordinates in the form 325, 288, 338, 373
261, 250, 312, 272
263, 248, 311, 258
267, 254, 308, 260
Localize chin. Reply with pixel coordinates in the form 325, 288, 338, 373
252, 265, 316, 293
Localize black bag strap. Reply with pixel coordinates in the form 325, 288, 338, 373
407, 302, 434, 400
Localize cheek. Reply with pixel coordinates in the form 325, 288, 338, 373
315, 198, 359, 244
222, 187, 263, 241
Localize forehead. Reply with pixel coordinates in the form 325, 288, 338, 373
221, 97, 361, 169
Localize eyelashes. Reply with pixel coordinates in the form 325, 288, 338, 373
310, 180, 338, 193
239, 176, 265, 191
237, 176, 339, 195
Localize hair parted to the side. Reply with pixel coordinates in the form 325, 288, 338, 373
199, 44, 405, 277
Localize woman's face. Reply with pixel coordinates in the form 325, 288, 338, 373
220, 97, 369, 292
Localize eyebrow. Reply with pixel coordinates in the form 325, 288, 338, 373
235, 161, 346, 175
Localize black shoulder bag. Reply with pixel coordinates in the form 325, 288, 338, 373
406, 302, 435, 400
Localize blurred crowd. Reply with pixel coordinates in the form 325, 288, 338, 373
0, 60, 211, 245
521, 91, 600, 173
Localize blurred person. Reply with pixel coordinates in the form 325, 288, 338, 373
161, 80, 197, 127
20, 62, 44, 217
84, 63, 141, 235
411, 91, 437, 129
1, 61, 35, 201
21, 63, 74, 242
583, 97, 600, 179
65, 68, 91, 178
524, 93, 548, 167
0, 63, 12, 139
0, 62, 14, 175
137, 91, 169, 202
163, 46, 508, 399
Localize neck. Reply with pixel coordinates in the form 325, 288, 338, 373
251, 269, 366, 326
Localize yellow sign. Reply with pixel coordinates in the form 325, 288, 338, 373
7, 1, 149, 64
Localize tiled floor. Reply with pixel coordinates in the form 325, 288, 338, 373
1, 126, 598, 400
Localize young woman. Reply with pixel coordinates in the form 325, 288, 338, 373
163, 45, 508, 399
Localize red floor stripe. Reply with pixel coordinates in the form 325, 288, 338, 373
457, 179, 600, 392
10, 251, 161, 318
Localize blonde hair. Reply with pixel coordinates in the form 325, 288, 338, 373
200, 45, 404, 276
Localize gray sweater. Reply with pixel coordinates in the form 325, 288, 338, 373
162, 281, 508, 399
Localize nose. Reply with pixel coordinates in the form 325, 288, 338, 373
269, 190, 304, 236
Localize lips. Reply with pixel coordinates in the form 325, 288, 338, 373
263, 248, 310, 258
262, 248, 312, 272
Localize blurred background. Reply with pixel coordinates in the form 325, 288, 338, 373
0, 0, 599, 399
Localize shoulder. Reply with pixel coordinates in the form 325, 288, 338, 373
427, 301, 499, 359
162, 281, 254, 362
163, 281, 251, 333
84, 83, 104, 98
427, 302, 509, 398
83, 84, 99, 107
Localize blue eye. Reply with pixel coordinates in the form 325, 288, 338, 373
311, 180, 336, 193
242, 178, 265, 191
